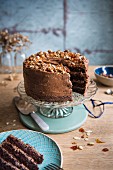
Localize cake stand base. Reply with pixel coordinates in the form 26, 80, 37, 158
19, 104, 88, 134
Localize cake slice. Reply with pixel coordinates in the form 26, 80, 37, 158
0, 146, 28, 170
0, 134, 44, 170
6, 134, 43, 164
0, 156, 19, 170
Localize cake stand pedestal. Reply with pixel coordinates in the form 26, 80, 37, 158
17, 80, 97, 134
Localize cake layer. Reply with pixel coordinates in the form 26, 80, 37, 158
24, 68, 72, 102
6, 135, 43, 164
72, 86, 87, 94
70, 72, 89, 81
0, 156, 19, 170
2, 142, 38, 170
0, 146, 28, 170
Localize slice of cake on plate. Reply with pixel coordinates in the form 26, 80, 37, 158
0, 134, 44, 170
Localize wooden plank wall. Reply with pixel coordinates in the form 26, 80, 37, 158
0, 0, 113, 65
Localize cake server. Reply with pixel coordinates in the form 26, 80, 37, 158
14, 96, 49, 131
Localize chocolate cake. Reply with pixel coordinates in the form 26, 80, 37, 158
0, 134, 44, 170
23, 50, 89, 102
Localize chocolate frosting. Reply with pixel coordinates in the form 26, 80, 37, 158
23, 50, 89, 102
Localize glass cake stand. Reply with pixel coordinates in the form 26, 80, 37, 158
17, 80, 97, 118
17, 80, 97, 133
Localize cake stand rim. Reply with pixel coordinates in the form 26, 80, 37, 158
17, 79, 98, 109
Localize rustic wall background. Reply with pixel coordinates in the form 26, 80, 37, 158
0, 0, 113, 65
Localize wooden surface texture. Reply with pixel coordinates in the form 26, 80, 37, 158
0, 66, 113, 170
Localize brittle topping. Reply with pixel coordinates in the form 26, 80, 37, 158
24, 50, 88, 74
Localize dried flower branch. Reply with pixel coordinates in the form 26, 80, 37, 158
0, 29, 31, 53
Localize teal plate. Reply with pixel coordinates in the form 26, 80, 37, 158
19, 104, 88, 134
0, 129, 63, 169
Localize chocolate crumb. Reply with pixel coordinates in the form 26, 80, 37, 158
102, 148, 109, 152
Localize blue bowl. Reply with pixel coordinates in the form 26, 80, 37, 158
94, 66, 113, 86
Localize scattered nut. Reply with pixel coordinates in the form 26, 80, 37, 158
85, 130, 92, 133
81, 135, 85, 138
86, 132, 91, 136
73, 137, 81, 140
6, 122, 9, 125
78, 145, 83, 150
87, 142, 94, 146
79, 128, 85, 133
13, 87, 17, 92
96, 138, 105, 143
72, 142, 77, 144
84, 138, 89, 141
70, 145, 78, 150
102, 148, 109, 152
0, 81, 8, 86
8, 75, 14, 81
13, 120, 16, 122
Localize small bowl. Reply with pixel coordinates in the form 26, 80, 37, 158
94, 66, 113, 86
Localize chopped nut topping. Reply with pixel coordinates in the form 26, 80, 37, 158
24, 50, 87, 74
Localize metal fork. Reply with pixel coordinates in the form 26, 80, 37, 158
44, 163, 63, 170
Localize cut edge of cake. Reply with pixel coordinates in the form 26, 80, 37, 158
0, 134, 44, 170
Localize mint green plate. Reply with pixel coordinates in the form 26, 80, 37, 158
19, 104, 88, 134
0, 129, 63, 169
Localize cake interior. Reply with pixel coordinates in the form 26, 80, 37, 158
0, 134, 44, 170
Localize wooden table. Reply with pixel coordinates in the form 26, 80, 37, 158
0, 66, 113, 170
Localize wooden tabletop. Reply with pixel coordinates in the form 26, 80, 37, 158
0, 66, 113, 170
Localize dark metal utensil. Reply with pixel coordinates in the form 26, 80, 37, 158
44, 163, 63, 170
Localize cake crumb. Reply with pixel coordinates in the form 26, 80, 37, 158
6, 122, 9, 125
102, 148, 109, 152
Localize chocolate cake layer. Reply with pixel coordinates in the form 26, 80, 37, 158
0, 146, 28, 170
6, 135, 43, 164
2, 142, 38, 170
24, 68, 72, 102
23, 50, 89, 102
0, 156, 19, 170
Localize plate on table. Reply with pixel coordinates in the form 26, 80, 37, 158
0, 129, 63, 169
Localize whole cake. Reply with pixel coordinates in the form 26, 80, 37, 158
0, 134, 43, 170
23, 50, 89, 102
